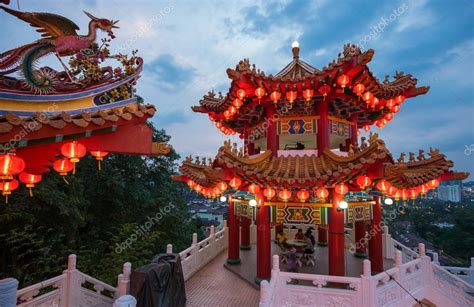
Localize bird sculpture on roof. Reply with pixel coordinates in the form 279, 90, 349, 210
0, 6, 118, 93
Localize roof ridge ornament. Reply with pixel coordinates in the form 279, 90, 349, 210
291, 41, 300, 59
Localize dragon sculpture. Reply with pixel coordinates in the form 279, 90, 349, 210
0, 6, 119, 93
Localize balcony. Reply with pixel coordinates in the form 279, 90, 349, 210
3, 223, 474, 306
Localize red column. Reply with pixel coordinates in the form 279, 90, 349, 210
317, 226, 328, 246
350, 113, 358, 146
316, 99, 329, 156
240, 216, 251, 250
256, 202, 271, 283
227, 200, 240, 265
328, 191, 345, 276
354, 221, 367, 258
244, 129, 255, 155
266, 104, 279, 157
369, 197, 383, 273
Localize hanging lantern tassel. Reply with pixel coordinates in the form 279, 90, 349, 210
90, 151, 109, 172
63, 176, 70, 185
4, 192, 9, 204
27, 184, 34, 197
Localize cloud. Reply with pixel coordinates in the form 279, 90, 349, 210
145, 54, 197, 93
395, 0, 436, 32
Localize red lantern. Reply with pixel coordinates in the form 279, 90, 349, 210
213, 186, 221, 195
248, 183, 261, 194
237, 89, 246, 100
255, 87, 265, 102
90, 151, 109, 171
228, 106, 237, 116
223, 110, 231, 118
409, 188, 419, 200
356, 175, 372, 189
427, 179, 439, 189
391, 105, 401, 113
357, 129, 361, 136
19, 172, 42, 197
392, 190, 401, 201
418, 184, 428, 195
229, 177, 242, 189
353, 83, 365, 96
376, 180, 391, 193
278, 189, 292, 202
401, 189, 408, 201
363, 125, 370, 132
53, 158, 74, 181
233, 98, 243, 109
296, 189, 310, 202
0, 179, 19, 203
384, 113, 393, 121
334, 183, 349, 195
286, 90, 297, 104
187, 179, 196, 189
0, 154, 25, 180
375, 120, 384, 128
217, 181, 228, 192
270, 91, 281, 104
216, 122, 222, 129
263, 187, 276, 200
386, 99, 395, 108
369, 97, 379, 108
337, 74, 350, 89
388, 186, 398, 197
194, 184, 202, 192
395, 95, 405, 104
302, 89, 314, 102
362, 91, 373, 103
61, 141, 86, 174
315, 187, 329, 200
318, 84, 331, 100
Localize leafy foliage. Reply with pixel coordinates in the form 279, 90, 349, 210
0, 126, 198, 287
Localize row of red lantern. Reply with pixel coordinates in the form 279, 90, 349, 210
381, 179, 439, 201
187, 179, 228, 199
0, 143, 109, 202
214, 121, 237, 135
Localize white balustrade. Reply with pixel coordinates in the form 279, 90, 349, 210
261, 243, 474, 307
177, 222, 228, 281
15, 253, 121, 307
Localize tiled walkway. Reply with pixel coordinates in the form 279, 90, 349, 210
185, 250, 260, 307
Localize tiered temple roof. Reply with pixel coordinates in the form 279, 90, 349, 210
192, 44, 430, 133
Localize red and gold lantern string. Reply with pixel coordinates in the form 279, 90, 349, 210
90, 151, 109, 171
61, 141, 86, 174
0, 154, 25, 180
0, 179, 18, 203
19, 172, 42, 197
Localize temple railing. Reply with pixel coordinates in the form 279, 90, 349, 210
167, 221, 228, 281
15, 254, 130, 307
260, 243, 474, 307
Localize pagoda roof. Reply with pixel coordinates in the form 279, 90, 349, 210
192, 44, 430, 133
176, 135, 468, 191
0, 104, 156, 136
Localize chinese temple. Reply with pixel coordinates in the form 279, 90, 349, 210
174, 42, 469, 284
0, 6, 170, 200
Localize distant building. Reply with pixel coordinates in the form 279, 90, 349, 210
188, 202, 227, 224
437, 180, 462, 203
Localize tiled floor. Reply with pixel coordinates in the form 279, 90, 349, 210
185, 250, 260, 307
